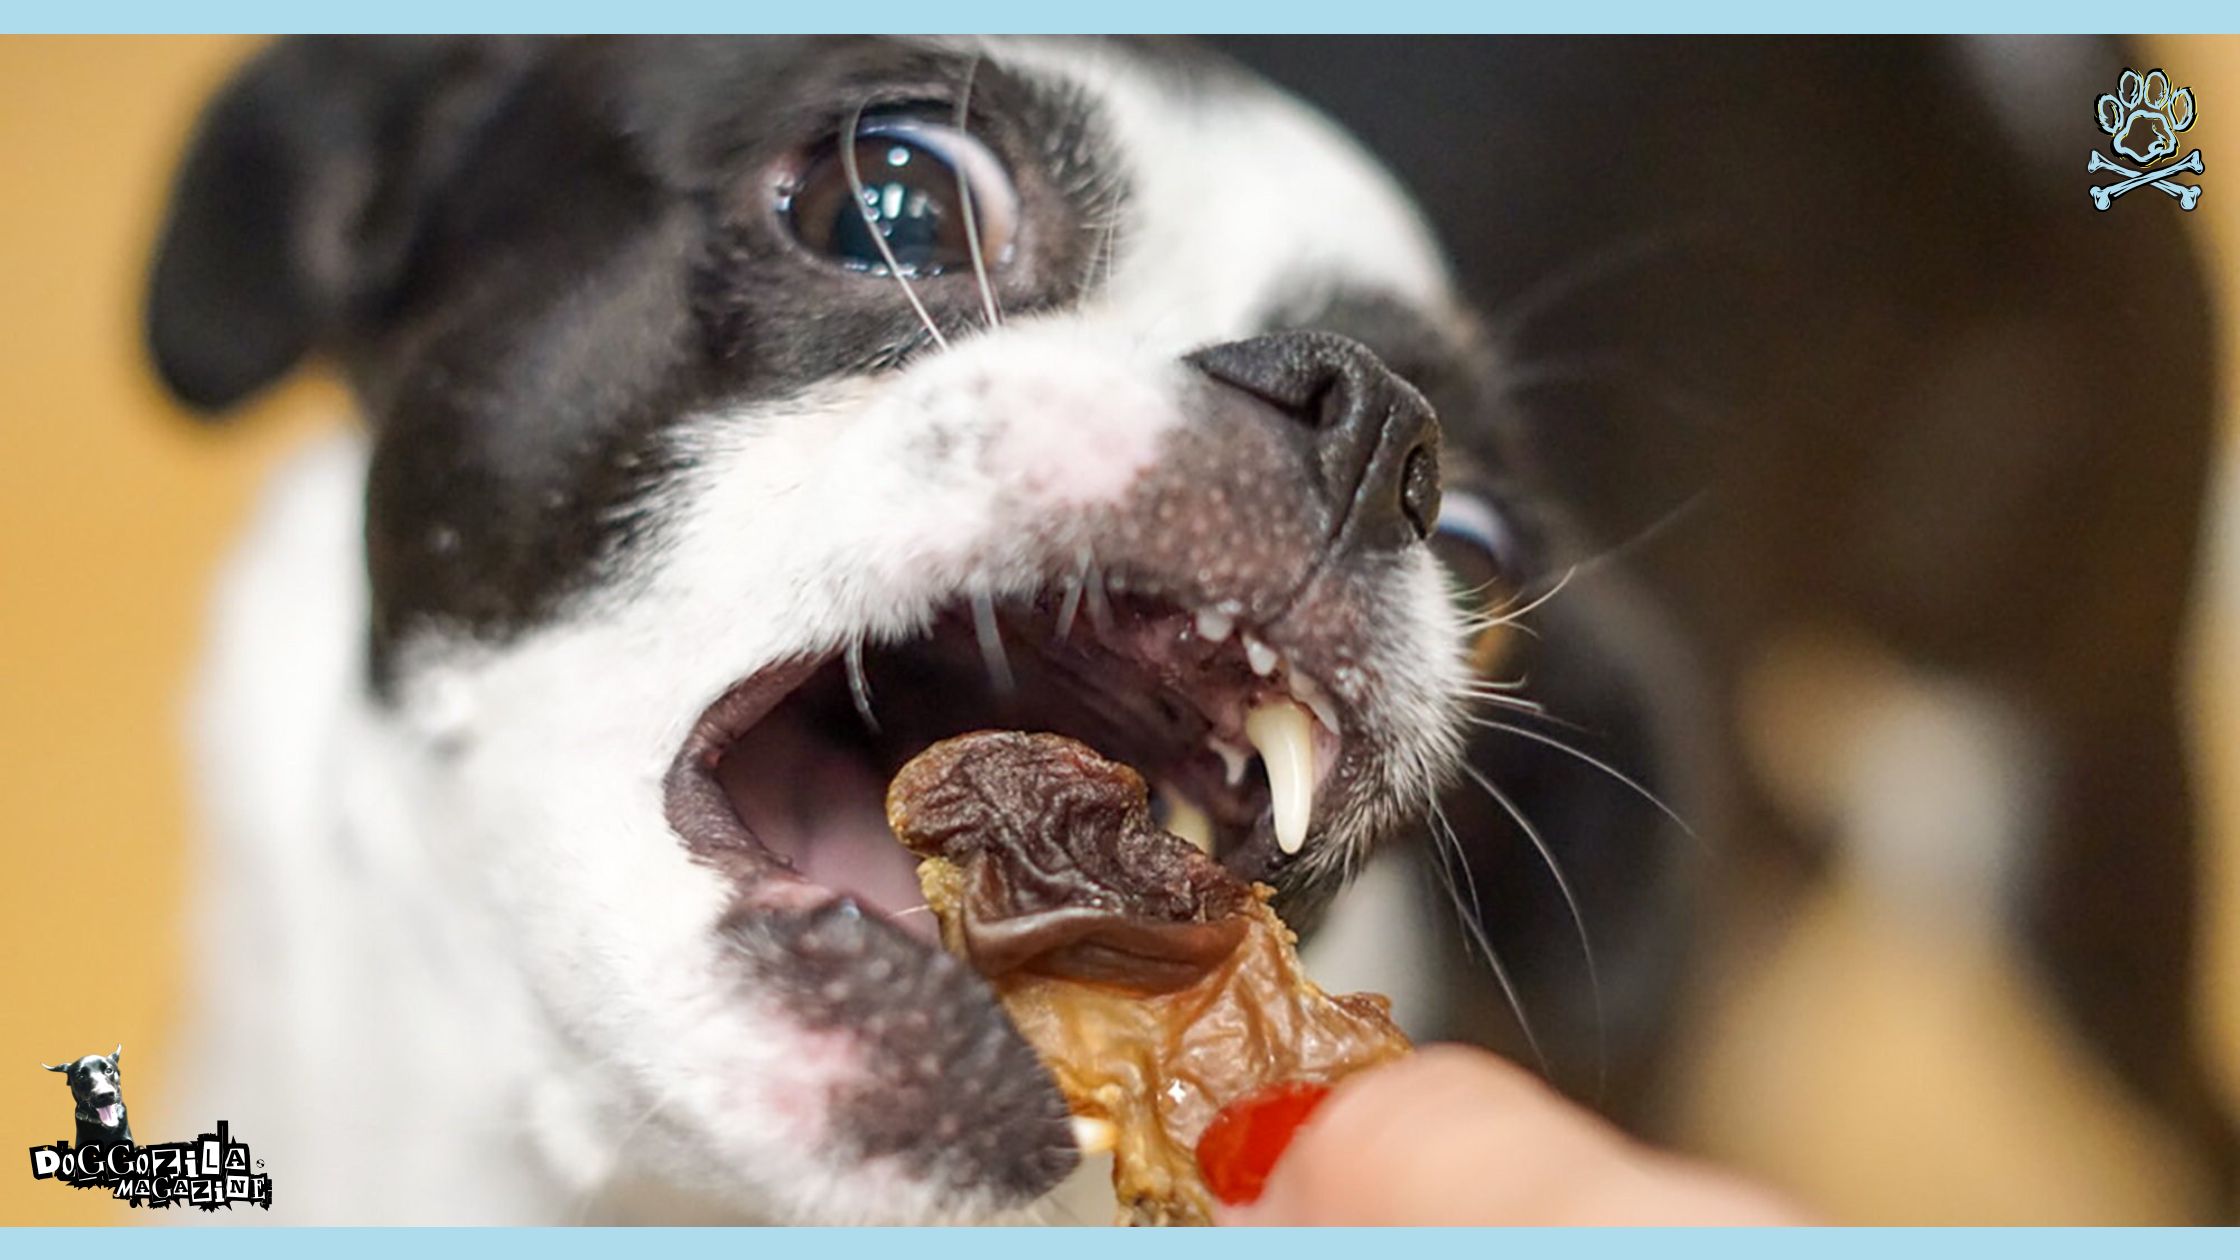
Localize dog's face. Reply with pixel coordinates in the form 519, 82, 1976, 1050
151, 36, 1543, 1220
48, 1048, 126, 1130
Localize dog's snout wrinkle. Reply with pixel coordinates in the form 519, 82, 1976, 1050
1186, 331, 1443, 556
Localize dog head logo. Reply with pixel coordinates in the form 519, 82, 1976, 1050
29, 1046, 273, 1210
43, 1045, 130, 1145
2089, 67, 2204, 211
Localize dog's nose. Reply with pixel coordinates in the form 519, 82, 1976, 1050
1186, 331, 1441, 553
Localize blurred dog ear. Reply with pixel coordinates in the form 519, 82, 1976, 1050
145, 36, 533, 415
112, 1045, 122, 1065
43, 1062, 69, 1073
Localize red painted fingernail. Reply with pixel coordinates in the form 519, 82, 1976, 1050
1196, 1079, 1334, 1207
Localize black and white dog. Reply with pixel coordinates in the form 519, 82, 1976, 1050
147, 36, 2230, 1222
45, 1047, 132, 1148
151, 35, 1536, 1223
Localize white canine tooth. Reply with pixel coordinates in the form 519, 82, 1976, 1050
1245, 700, 1317, 856
1194, 608, 1234, 642
1244, 635, 1279, 676
1161, 785, 1216, 855
1289, 671, 1343, 737
1072, 1115, 1117, 1156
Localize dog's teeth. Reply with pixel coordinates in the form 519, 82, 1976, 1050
1245, 700, 1317, 856
1072, 1115, 1118, 1156
1212, 738, 1251, 787
1289, 670, 1343, 737
1194, 608, 1235, 642
1161, 785, 1216, 854
1244, 635, 1279, 676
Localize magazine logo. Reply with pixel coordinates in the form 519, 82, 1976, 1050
28, 1046, 272, 1211
2089, 67, 2204, 211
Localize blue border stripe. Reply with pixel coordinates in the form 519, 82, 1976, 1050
10, 1228, 2240, 1251
4, 12, 2240, 34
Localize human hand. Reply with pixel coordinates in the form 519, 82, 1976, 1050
1217, 1045, 1804, 1226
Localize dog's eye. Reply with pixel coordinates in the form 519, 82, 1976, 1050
783, 116, 1018, 278
1430, 489, 1516, 594
1431, 490, 1527, 670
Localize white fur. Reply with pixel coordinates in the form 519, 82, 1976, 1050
184, 42, 1468, 1224
183, 433, 557, 1222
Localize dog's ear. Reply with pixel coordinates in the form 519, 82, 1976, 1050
43, 1062, 69, 1073
145, 36, 535, 415
111, 1045, 121, 1065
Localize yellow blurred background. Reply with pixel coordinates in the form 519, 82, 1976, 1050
0, 35, 2234, 1225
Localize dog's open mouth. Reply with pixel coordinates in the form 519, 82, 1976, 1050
94, 1103, 121, 1127
665, 582, 1348, 935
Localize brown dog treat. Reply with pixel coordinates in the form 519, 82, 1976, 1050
888, 731, 1411, 1225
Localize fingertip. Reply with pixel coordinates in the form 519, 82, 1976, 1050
1235, 1046, 1536, 1225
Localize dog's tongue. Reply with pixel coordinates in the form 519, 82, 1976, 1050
885, 732, 1251, 992
97, 1104, 120, 1127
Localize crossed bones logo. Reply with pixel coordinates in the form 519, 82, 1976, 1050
2090, 67, 2203, 212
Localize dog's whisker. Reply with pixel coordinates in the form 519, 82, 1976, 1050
845, 636, 880, 734
1075, 216, 1113, 295
1082, 558, 1115, 635
1496, 350, 1725, 430
1446, 573, 1510, 607
570, 1095, 666, 1225
839, 100, 949, 352
1054, 572, 1085, 642
1458, 676, 1538, 698
1484, 225, 1694, 341
1565, 488, 1711, 584
970, 588, 1015, 693
1460, 764, 1606, 1103
1459, 688, 1547, 717
1426, 796, 1487, 961
1466, 716, 1694, 838
1456, 678, 1548, 708
1426, 797, 1549, 1076
953, 59, 1003, 332
1466, 696, 1599, 741
1485, 563, 1578, 628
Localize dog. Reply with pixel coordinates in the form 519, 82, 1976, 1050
146, 35, 2230, 1222
45, 1047, 132, 1148
148, 35, 1598, 1223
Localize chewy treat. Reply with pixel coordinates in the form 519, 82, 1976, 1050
885, 731, 1410, 1225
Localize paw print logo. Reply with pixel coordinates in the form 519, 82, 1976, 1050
2098, 68, 2194, 162
2089, 67, 2203, 211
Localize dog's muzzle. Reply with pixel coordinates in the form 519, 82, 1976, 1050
663, 329, 1454, 1209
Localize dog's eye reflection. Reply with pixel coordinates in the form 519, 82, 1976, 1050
782, 117, 1017, 278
